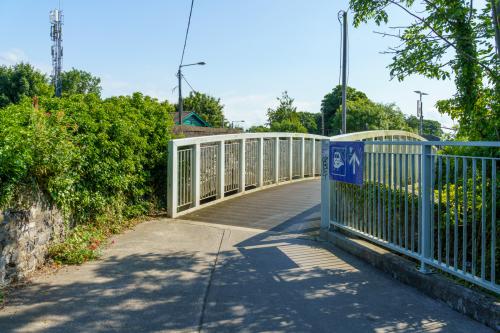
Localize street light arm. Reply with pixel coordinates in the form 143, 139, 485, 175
180, 61, 206, 68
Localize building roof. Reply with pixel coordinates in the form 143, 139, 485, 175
172, 111, 210, 127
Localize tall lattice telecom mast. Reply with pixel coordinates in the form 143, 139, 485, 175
50, 9, 63, 97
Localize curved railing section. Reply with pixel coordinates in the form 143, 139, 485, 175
322, 130, 500, 294
330, 129, 426, 142
167, 132, 327, 217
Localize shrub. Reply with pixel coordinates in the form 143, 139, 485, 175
0, 93, 175, 264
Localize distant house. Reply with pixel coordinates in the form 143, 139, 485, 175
173, 111, 210, 127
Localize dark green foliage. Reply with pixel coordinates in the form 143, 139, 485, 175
405, 115, 444, 138
0, 100, 74, 208
329, 98, 409, 134
348, 0, 500, 141
249, 92, 319, 134
0, 93, 175, 224
60, 68, 102, 97
297, 111, 321, 134
321, 85, 368, 134
0, 64, 178, 263
0, 63, 53, 107
247, 125, 271, 133
182, 92, 225, 127
267, 91, 307, 133
337, 169, 499, 286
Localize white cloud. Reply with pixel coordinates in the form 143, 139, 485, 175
219, 93, 319, 129
221, 93, 275, 128
0, 49, 27, 65
100, 75, 133, 97
295, 100, 317, 112
0, 48, 52, 74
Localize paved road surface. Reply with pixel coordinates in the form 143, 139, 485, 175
0, 180, 492, 332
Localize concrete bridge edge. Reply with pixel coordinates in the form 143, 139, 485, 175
319, 229, 500, 331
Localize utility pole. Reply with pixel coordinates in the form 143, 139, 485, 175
177, 62, 205, 125
321, 112, 325, 136
177, 68, 183, 125
341, 10, 348, 134
414, 90, 428, 136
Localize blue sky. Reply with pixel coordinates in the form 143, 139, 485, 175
0, 0, 457, 129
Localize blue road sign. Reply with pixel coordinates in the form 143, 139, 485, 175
329, 141, 364, 185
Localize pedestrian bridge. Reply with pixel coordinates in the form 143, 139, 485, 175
168, 130, 499, 296
0, 130, 497, 332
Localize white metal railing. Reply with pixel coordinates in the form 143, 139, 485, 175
168, 132, 327, 217
320, 131, 500, 294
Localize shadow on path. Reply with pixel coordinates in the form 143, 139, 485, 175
0, 180, 492, 333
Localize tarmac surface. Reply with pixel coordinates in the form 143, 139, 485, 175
0, 180, 492, 332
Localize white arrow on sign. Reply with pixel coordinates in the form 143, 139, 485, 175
349, 152, 360, 174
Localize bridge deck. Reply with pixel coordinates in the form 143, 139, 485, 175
181, 179, 321, 234
0, 180, 491, 332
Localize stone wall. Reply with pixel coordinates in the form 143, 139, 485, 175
0, 191, 64, 284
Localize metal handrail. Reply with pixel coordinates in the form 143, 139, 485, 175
321, 132, 499, 294
167, 132, 328, 217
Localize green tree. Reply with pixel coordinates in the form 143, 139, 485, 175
60, 68, 102, 96
405, 115, 443, 138
247, 125, 270, 133
267, 91, 307, 133
321, 85, 368, 134
182, 92, 225, 127
330, 99, 409, 134
349, 0, 499, 140
0, 63, 53, 108
297, 111, 321, 134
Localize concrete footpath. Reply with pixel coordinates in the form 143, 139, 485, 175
0, 218, 492, 333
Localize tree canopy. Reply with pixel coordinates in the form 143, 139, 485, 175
61, 68, 102, 97
349, 0, 499, 140
321, 85, 368, 134
0, 63, 53, 108
266, 91, 307, 133
405, 115, 443, 138
0, 64, 105, 108
330, 98, 409, 134
182, 92, 225, 127
297, 111, 321, 134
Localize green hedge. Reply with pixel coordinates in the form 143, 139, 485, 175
0, 93, 174, 257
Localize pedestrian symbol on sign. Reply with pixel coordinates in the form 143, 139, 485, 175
329, 142, 364, 185
331, 147, 346, 177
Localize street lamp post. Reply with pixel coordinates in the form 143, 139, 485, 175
231, 120, 245, 128
414, 90, 428, 136
177, 61, 206, 125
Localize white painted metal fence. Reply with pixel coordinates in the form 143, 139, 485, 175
321, 131, 500, 294
168, 133, 326, 218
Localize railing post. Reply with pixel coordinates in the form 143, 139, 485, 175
193, 143, 200, 208
321, 139, 330, 230
167, 140, 178, 218
420, 143, 432, 273
274, 137, 279, 184
258, 138, 264, 187
239, 138, 246, 192
300, 137, 305, 178
218, 140, 225, 199
288, 137, 293, 181
311, 139, 316, 178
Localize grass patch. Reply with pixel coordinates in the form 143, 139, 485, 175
48, 216, 144, 265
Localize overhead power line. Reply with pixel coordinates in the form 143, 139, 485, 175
182, 74, 196, 92
179, 0, 195, 66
